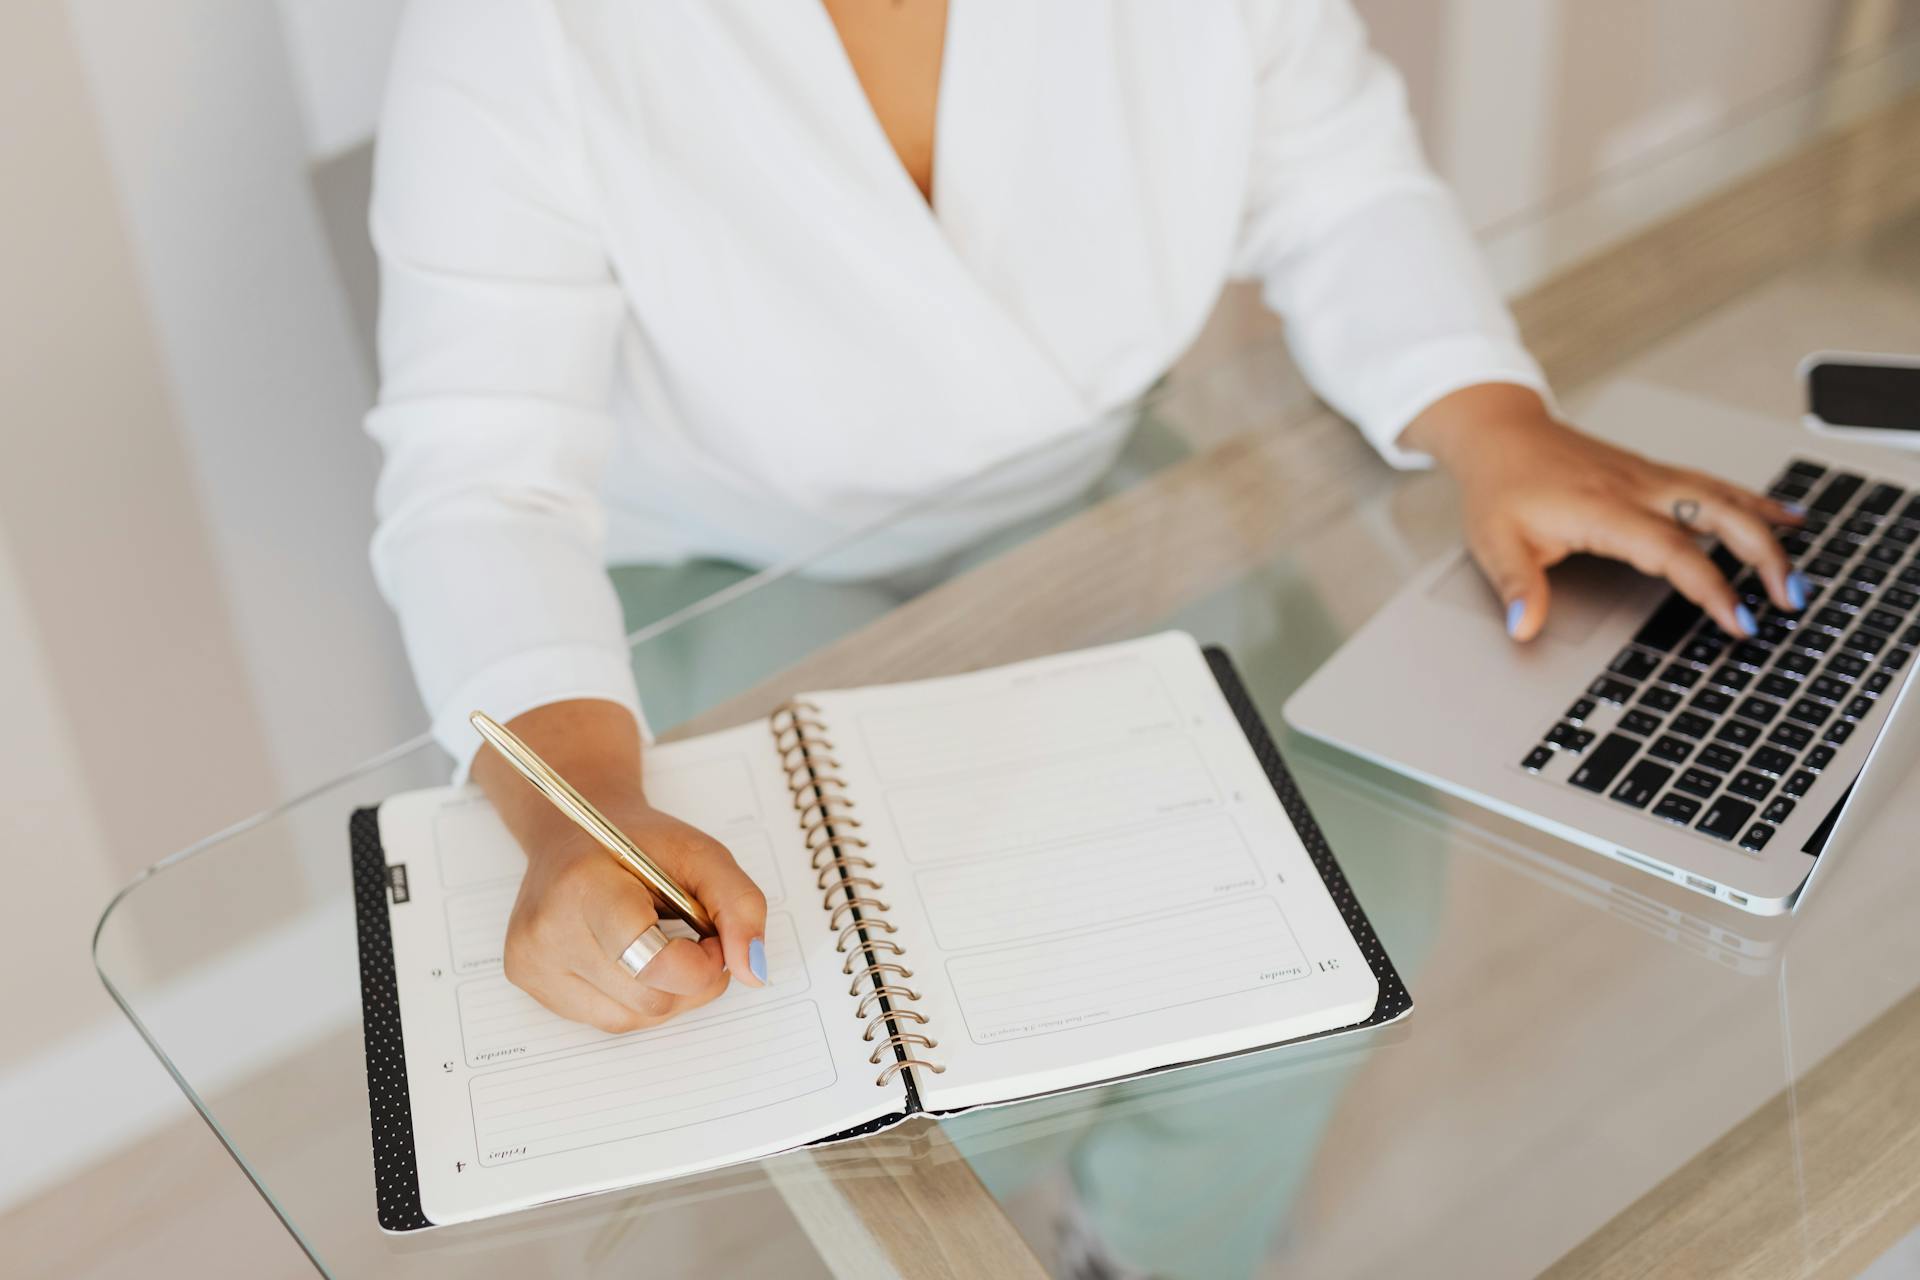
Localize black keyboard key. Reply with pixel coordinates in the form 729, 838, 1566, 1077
1698, 743, 1743, 773
1698, 797, 1757, 841
1868, 541, 1907, 565
1823, 536, 1861, 560
1740, 823, 1776, 852
1653, 793, 1703, 825
1639, 686, 1681, 713
1682, 637, 1727, 666
1731, 641, 1775, 668
1795, 630, 1835, 655
1767, 722, 1813, 751
1620, 709, 1663, 738
1522, 746, 1554, 772
1783, 770, 1816, 798
1786, 699, 1832, 726
1757, 615, 1797, 646
1863, 608, 1905, 634
1758, 672, 1801, 699
1735, 696, 1780, 723
1589, 676, 1636, 704
1888, 647, 1913, 671
1853, 564, 1890, 587
1867, 671, 1894, 695
1906, 624, 1920, 645
1807, 555, 1848, 580
1610, 760, 1672, 809
1691, 689, 1734, 715
1844, 694, 1875, 719
1781, 529, 1815, 557
1708, 664, 1750, 691
1834, 586, 1871, 610
1827, 654, 1869, 681
1860, 483, 1905, 517
1546, 722, 1595, 752
1885, 588, 1920, 611
1762, 797, 1796, 823
1886, 524, 1919, 546
1808, 675, 1851, 702
1747, 746, 1795, 777
1727, 770, 1774, 801
1901, 494, 1920, 522
1671, 711, 1714, 739
1845, 630, 1886, 657
1609, 647, 1661, 681
1566, 697, 1597, 722
1787, 459, 1827, 481
1811, 471, 1865, 514
1844, 516, 1881, 538
1648, 734, 1693, 764
1633, 593, 1704, 652
1661, 663, 1703, 688
1570, 734, 1640, 794
1715, 719, 1761, 748
1812, 606, 1852, 632
1902, 565, 1920, 588
1825, 720, 1856, 745
1773, 478, 1812, 503
1806, 744, 1836, 771
1675, 767, 1723, 798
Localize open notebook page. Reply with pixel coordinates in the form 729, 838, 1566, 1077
379, 721, 896, 1226
810, 632, 1380, 1113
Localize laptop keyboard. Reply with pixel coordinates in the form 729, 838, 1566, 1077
1521, 458, 1920, 853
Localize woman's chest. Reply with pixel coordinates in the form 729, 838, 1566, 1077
553, 1, 1260, 479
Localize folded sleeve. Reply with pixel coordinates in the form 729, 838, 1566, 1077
367, 0, 646, 777
1233, 0, 1552, 467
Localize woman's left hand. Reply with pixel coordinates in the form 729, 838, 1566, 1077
1400, 383, 1810, 642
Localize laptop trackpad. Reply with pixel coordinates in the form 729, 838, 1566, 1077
1426, 552, 1644, 645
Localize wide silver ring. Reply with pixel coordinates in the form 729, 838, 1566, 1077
617, 924, 672, 978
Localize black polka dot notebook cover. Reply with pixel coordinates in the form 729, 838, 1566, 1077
1201, 646, 1414, 1030
351, 806, 433, 1232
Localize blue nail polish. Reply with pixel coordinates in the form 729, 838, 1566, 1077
1505, 600, 1525, 638
1784, 503, 1807, 517
748, 937, 768, 984
1786, 571, 1810, 611
1735, 603, 1758, 636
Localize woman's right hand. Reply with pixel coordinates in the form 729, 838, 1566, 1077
473, 700, 769, 1033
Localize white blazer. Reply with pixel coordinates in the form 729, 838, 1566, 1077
367, 0, 1547, 767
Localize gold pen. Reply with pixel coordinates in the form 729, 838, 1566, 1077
469, 711, 717, 937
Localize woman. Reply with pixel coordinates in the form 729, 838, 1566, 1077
367, 0, 1805, 1035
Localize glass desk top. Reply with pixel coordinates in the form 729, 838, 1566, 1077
95, 215, 1920, 1279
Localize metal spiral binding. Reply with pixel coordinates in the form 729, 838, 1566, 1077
770, 699, 944, 1089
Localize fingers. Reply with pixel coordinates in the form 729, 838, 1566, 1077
1585, 504, 1752, 636
674, 838, 771, 988
577, 947, 730, 1033
1654, 476, 1806, 613
579, 874, 726, 998
1470, 521, 1552, 643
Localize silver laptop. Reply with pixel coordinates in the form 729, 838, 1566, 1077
1286, 382, 1920, 916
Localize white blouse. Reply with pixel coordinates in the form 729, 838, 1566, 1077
367, 0, 1547, 769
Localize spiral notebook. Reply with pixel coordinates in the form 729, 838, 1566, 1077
351, 632, 1410, 1230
